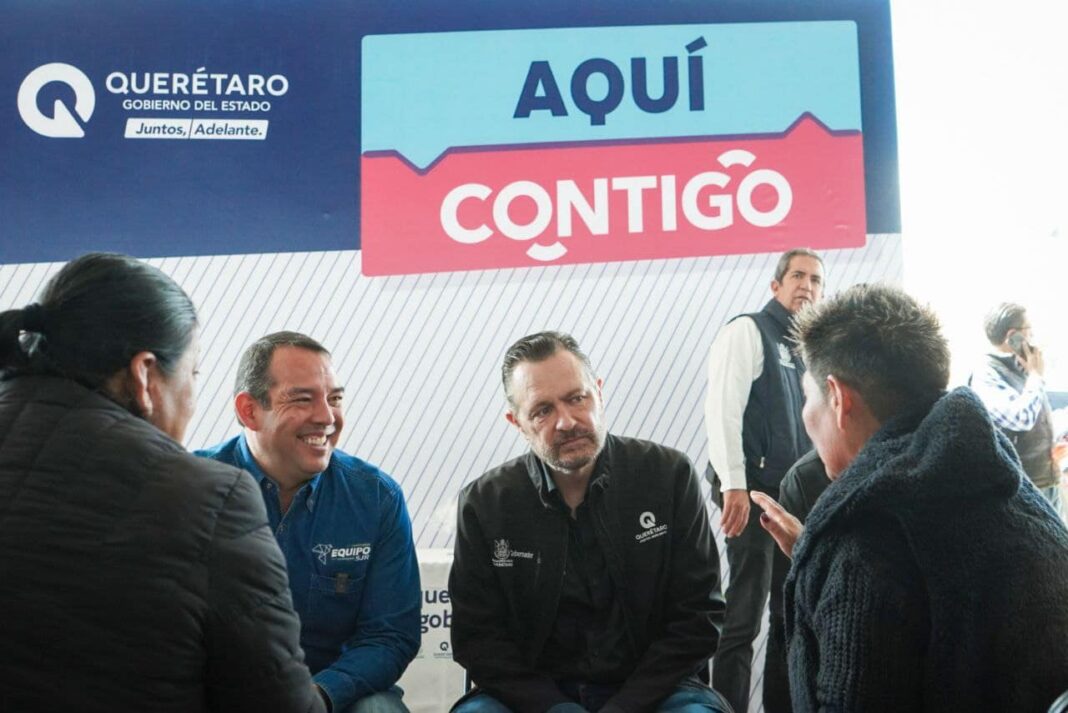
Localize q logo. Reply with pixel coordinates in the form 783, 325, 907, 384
639, 511, 657, 529
18, 63, 95, 138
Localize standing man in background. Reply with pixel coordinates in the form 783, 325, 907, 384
971, 302, 1064, 513
198, 331, 421, 713
704, 248, 824, 713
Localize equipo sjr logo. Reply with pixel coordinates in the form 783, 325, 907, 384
18, 63, 95, 138
313, 543, 371, 564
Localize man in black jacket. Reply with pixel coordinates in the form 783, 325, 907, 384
449, 332, 730, 713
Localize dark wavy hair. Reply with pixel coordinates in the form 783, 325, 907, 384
0, 253, 197, 390
501, 331, 595, 408
792, 283, 949, 422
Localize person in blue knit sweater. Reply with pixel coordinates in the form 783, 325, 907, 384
752, 284, 1068, 712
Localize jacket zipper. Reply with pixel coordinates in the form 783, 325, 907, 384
535, 513, 569, 659
594, 500, 640, 656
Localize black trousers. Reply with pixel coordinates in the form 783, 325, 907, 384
763, 547, 793, 713
709, 477, 776, 713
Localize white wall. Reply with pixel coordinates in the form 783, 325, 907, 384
894, 0, 1068, 386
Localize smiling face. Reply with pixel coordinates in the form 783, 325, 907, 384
506, 349, 606, 476
242, 346, 344, 485
772, 255, 824, 313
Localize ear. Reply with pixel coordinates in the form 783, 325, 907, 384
825, 374, 856, 429
235, 391, 263, 431
770, 278, 782, 295
505, 409, 521, 431
126, 351, 159, 419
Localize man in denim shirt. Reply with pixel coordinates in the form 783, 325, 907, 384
198, 332, 420, 713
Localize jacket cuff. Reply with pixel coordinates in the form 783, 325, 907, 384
313, 669, 354, 713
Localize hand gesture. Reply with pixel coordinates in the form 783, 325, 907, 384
750, 491, 804, 559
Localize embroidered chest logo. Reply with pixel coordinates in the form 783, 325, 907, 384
635, 510, 669, 543
313, 543, 372, 565
778, 342, 796, 369
492, 539, 512, 567
491, 538, 536, 568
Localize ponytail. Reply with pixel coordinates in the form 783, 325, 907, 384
3, 254, 197, 388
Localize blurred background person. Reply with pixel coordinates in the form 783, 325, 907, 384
970, 302, 1063, 514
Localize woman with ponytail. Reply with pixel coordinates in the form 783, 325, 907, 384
0, 254, 324, 713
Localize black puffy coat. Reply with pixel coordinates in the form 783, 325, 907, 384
0, 376, 324, 713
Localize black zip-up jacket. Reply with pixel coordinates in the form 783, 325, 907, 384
450, 434, 725, 713
0, 376, 324, 713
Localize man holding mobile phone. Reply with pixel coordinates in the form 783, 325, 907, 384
970, 302, 1062, 512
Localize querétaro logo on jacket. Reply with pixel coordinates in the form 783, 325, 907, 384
359, 22, 866, 276
636, 510, 668, 543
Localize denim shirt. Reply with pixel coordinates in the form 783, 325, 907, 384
197, 434, 421, 711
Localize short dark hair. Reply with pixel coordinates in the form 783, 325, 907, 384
501, 331, 594, 407
983, 302, 1027, 345
774, 248, 823, 283
792, 284, 949, 422
0, 252, 197, 388
235, 331, 330, 407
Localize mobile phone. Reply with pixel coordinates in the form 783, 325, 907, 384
1007, 332, 1028, 356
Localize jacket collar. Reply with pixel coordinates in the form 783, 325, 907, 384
792, 387, 1021, 568
237, 433, 324, 512
762, 298, 796, 331
525, 433, 615, 508
987, 351, 1023, 376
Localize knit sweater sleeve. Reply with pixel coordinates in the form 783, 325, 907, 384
804, 519, 929, 712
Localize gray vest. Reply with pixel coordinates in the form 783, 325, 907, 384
982, 354, 1057, 488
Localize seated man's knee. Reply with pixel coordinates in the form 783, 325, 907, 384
451, 691, 514, 713
658, 683, 735, 713
346, 688, 409, 713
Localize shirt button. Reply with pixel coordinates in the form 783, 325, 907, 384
277, 524, 286, 533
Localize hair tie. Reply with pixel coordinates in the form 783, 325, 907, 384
21, 303, 46, 334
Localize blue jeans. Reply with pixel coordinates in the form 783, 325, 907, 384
340, 686, 408, 713
452, 680, 732, 713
